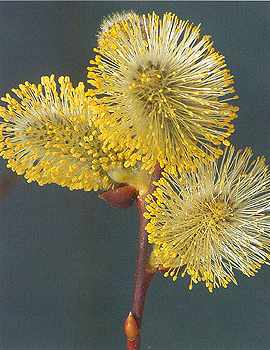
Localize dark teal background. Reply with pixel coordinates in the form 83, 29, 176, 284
0, 2, 269, 350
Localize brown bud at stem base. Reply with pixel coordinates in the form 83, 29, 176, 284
125, 312, 139, 340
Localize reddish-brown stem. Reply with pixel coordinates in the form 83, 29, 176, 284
126, 164, 163, 350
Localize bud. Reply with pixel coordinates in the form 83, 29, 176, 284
99, 185, 138, 209
124, 312, 139, 340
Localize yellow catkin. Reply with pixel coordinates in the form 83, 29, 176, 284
88, 11, 238, 174
0, 75, 150, 193
145, 145, 270, 292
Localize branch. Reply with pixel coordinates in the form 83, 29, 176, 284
126, 163, 163, 350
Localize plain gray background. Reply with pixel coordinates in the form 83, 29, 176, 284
0, 2, 269, 350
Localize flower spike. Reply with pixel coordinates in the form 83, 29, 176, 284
88, 11, 238, 174
0, 75, 150, 192
145, 145, 270, 292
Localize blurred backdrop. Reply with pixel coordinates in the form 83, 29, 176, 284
0, 2, 269, 350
